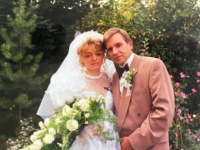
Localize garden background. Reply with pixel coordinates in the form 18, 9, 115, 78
0, 0, 200, 149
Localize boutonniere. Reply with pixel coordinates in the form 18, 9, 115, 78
120, 68, 137, 96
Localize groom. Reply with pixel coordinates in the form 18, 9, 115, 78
103, 28, 174, 150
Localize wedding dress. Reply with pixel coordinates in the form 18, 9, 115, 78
70, 73, 120, 150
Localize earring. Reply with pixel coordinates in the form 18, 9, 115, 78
81, 66, 85, 72
79, 60, 85, 72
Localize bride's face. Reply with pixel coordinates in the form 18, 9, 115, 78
81, 47, 104, 75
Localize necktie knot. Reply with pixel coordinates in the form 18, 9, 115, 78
116, 63, 129, 78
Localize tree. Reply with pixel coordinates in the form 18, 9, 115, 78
0, 0, 48, 140
81, 0, 152, 48
33, 0, 92, 26
30, 0, 95, 66
0, 0, 14, 26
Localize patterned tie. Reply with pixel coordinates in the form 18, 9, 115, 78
116, 63, 129, 78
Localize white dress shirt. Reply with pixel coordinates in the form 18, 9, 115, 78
119, 53, 134, 92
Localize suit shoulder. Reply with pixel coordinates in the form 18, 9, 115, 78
140, 56, 159, 63
140, 56, 163, 64
137, 56, 166, 71
140, 55, 160, 61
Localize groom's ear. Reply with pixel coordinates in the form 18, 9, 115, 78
128, 41, 133, 47
127, 41, 134, 52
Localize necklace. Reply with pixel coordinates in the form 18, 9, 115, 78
84, 72, 102, 79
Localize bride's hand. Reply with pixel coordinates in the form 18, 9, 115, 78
92, 125, 104, 136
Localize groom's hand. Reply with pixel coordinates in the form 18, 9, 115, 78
120, 137, 134, 150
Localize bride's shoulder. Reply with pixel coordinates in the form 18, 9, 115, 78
102, 72, 109, 79
101, 72, 111, 88
101, 72, 111, 82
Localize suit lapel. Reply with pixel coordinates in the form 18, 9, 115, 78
112, 73, 121, 113
117, 54, 141, 133
117, 88, 132, 133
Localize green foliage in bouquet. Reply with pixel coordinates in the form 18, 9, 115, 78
22, 92, 118, 150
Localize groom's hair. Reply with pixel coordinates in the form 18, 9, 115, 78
103, 27, 132, 44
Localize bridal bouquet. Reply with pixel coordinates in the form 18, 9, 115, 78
22, 92, 117, 150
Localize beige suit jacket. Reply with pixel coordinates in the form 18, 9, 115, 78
112, 54, 174, 150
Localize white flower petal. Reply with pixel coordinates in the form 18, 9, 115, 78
66, 119, 78, 131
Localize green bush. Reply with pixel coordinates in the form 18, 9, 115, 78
169, 71, 200, 149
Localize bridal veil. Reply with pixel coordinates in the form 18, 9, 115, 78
37, 31, 115, 119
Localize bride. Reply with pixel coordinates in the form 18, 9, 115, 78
37, 31, 121, 150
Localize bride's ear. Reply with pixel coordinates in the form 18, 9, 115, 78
79, 58, 85, 72
79, 58, 84, 66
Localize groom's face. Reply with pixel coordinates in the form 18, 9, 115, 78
105, 33, 132, 66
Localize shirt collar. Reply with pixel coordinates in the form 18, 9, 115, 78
119, 53, 134, 68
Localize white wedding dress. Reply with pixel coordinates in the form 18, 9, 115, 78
69, 73, 120, 150
70, 91, 120, 150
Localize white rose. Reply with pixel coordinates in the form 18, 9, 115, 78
62, 105, 71, 116
29, 144, 37, 150
85, 113, 90, 118
55, 117, 62, 124
44, 118, 50, 127
33, 139, 43, 150
33, 130, 41, 136
43, 134, 55, 144
82, 103, 90, 111
49, 128, 56, 135
66, 119, 78, 131
40, 129, 46, 134
78, 99, 90, 112
30, 134, 38, 142
38, 121, 45, 130
77, 98, 86, 106
96, 94, 103, 103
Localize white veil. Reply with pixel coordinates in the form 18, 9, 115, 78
37, 31, 116, 119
